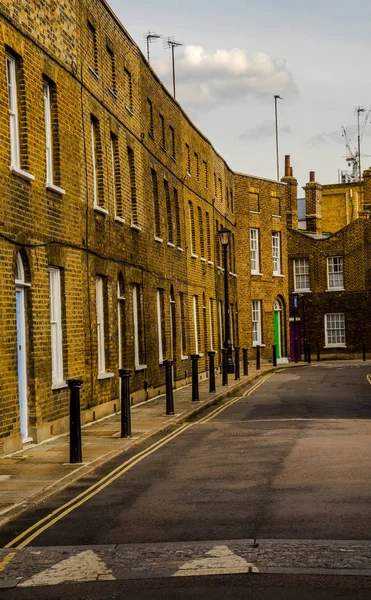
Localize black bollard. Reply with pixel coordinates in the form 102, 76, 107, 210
190, 354, 200, 401
307, 342, 311, 364
272, 344, 277, 367
363, 342, 366, 362
243, 348, 248, 376
256, 345, 261, 371
119, 369, 132, 438
222, 348, 228, 386
163, 360, 175, 415
208, 351, 216, 393
234, 346, 240, 380
316, 342, 320, 362
67, 378, 83, 464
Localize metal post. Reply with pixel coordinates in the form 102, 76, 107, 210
208, 351, 216, 393
301, 295, 307, 362
317, 342, 320, 362
222, 242, 234, 374
242, 348, 248, 376
274, 94, 282, 180
222, 348, 228, 386
256, 345, 261, 371
67, 378, 83, 464
163, 360, 175, 415
234, 346, 240, 380
119, 369, 132, 438
272, 344, 277, 367
307, 342, 311, 364
190, 354, 200, 401
363, 342, 366, 362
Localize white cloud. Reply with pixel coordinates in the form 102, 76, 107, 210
153, 45, 298, 109
239, 119, 292, 142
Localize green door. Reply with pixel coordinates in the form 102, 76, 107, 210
274, 308, 281, 359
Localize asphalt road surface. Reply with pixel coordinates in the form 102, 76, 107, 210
2, 362, 371, 596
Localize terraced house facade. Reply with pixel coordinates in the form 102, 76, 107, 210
0, 0, 293, 455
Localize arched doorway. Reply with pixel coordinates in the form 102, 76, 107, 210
15, 252, 31, 442
273, 299, 283, 359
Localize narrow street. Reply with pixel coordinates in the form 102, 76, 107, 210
2, 362, 371, 597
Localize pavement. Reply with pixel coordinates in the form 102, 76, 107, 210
0, 361, 274, 530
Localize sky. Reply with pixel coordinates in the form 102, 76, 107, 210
107, 0, 371, 192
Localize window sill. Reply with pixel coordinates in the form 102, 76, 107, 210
324, 344, 346, 349
325, 288, 345, 292
191, 253, 198, 259
249, 210, 260, 214
94, 205, 109, 215
131, 223, 142, 231
200, 257, 207, 262
47, 183, 66, 195
161, 145, 166, 153
125, 106, 134, 116
98, 372, 115, 380
52, 381, 68, 390
170, 155, 176, 162
208, 260, 214, 266
253, 343, 265, 348
88, 66, 99, 79
108, 88, 117, 99
167, 242, 175, 248
177, 246, 184, 252
293, 290, 311, 294
181, 355, 189, 361
155, 236, 163, 243
272, 214, 282, 218
186, 172, 191, 178
115, 216, 125, 224
135, 364, 147, 371
251, 272, 263, 276
273, 273, 285, 278
10, 166, 35, 182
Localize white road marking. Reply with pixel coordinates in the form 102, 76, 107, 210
19, 550, 115, 587
173, 544, 259, 576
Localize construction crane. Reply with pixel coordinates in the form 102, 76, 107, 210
340, 108, 371, 183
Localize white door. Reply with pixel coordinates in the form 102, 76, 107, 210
16, 287, 28, 440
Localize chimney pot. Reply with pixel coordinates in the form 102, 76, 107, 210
290, 167, 293, 177
309, 171, 315, 183
284, 155, 291, 177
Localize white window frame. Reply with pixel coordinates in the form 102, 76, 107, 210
294, 259, 311, 292
193, 295, 199, 354
49, 268, 64, 387
6, 53, 20, 169
325, 313, 346, 347
252, 300, 262, 347
250, 228, 260, 274
91, 119, 100, 209
272, 231, 281, 275
157, 289, 164, 364
209, 298, 214, 351
43, 82, 53, 185
218, 300, 224, 349
96, 276, 106, 375
327, 256, 344, 290
133, 284, 147, 370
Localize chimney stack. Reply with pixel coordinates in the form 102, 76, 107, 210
284, 155, 291, 177
304, 171, 322, 234
281, 154, 298, 229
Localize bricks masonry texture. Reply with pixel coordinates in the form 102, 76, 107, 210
1, 0, 369, 455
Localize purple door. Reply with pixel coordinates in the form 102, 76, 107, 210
290, 322, 302, 361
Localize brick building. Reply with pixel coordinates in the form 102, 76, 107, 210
2, 0, 293, 455
287, 170, 371, 360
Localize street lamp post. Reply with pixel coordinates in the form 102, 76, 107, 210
218, 227, 234, 374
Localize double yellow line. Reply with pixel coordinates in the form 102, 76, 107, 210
5, 373, 272, 550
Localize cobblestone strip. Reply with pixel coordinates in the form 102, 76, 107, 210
1, 538, 371, 587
